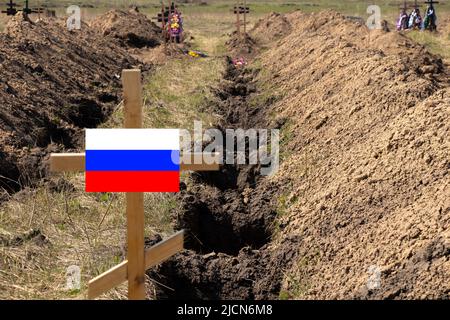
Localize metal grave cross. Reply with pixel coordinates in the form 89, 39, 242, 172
50, 69, 219, 300
424, 0, 440, 5
1, 0, 18, 16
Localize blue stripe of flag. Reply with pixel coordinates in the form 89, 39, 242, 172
85, 150, 180, 171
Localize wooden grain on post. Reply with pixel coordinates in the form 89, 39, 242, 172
122, 69, 143, 129
87, 260, 127, 300
144, 230, 184, 269
49, 153, 220, 173
243, 0, 247, 34
122, 69, 146, 300
236, 2, 241, 38
180, 152, 220, 171
125, 193, 145, 300
87, 230, 184, 300
49, 153, 85, 172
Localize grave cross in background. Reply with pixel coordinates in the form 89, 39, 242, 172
424, 0, 440, 5
156, 2, 169, 31
399, 0, 413, 11
2, 0, 44, 17
155, 1, 181, 43
424, 0, 440, 31
50, 69, 220, 299
242, 0, 248, 34
233, 1, 250, 38
22, 0, 31, 14
1, 0, 18, 16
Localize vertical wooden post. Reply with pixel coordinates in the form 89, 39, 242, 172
169, 0, 173, 43
243, 0, 247, 34
122, 69, 146, 300
123, 70, 143, 129
161, 2, 166, 39
236, 2, 241, 39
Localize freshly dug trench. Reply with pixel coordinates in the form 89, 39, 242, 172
147, 61, 298, 300
150, 236, 299, 300
177, 164, 276, 256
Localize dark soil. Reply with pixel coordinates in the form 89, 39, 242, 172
90, 9, 163, 49
226, 32, 258, 58
147, 60, 299, 300
0, 13, 149, 195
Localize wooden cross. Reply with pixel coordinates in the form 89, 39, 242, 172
50, 69, 219, 300
399, 0, 413, 11
1, 0, 18, 16
235, 1, 241, 38
233, 2, 250, 38
243, 0, 248, 34
23, 0, 31, 15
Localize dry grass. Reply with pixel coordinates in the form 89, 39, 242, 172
407, 28, 450, 63
0, 15, 226, 298
0, 172, 182, 299
2, 1, 449, 300
0, 174, 127, 299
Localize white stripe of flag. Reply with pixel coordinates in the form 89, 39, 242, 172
85, 129, 180, 150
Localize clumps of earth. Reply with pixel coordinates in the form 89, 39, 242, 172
0, 10, 156, 196
149, 10, 449, 300
250, 11, 293, 45
253, 10, 449, 299
148, 61, 300, 300
225, 31, 257, 57
1, 7, 449, 300
89, 8, 162, 49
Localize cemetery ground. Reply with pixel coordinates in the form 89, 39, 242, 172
0, 1, 450, 300
0, 7, 228, 299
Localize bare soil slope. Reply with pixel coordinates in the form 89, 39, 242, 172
0, 14, 146, 197
226, 31, 257, 58
250, 11, 293, 45
90, 8, 162, 49
254, 10, 449, 299
148, 11, 448, 300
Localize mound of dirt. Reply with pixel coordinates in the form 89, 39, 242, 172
146, 11, 449, 300
90, 9, 162, 49
0, 14, 144, 195
442, 17, 450, 36
250, 11, 294, 45
226, 31, 257, 57
252, 10, 449, 299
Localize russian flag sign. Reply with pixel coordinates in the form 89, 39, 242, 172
85, 129, 180, 192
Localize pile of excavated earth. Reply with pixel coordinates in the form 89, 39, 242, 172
252, 10, 449, 299
0, 10, 159, 198
149, 10, 449, 300
0, 7, 448, 300
89, 8, 162, 48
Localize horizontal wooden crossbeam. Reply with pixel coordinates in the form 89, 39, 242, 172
88, 230, 184, 299
180, 152, 221, 171
50, 153, 220, 173
50, 153, 85, 172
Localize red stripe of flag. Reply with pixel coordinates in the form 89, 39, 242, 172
85, 171, 180, 192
